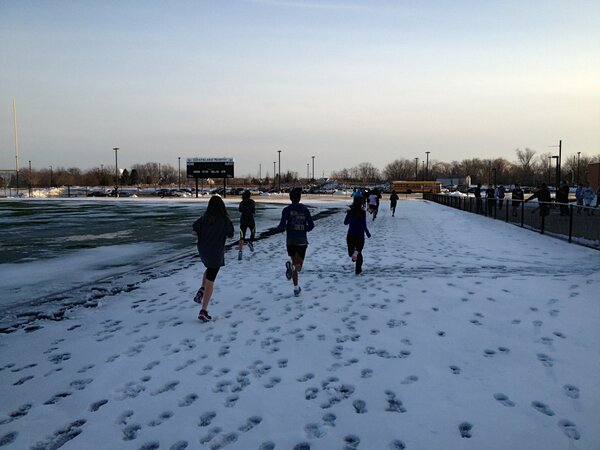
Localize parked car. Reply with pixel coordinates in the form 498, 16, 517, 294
87, 190, 108, 197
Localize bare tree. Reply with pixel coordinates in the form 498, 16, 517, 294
515, 148, 536, 185
382, 159, 414, 181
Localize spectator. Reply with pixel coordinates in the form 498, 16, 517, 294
485, 184, 496, 217
511, 183, 524, 217
556, 181, 570, 216
525, 183, 552, 218
582, 183, 595, 216
474, 183, 483, 214
495, 185, 506, 210
575, 184, 584, 214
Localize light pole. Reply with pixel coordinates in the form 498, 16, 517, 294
28, 160, 32, 197
425, 151, 430, 180
277, 150, 282, 192
178, 157, 181, 189
552, 156, 559, 194
113, 147, 119, 196
49, 165, 53, 188
548, 140, 561, 193
273, 161, 276, 189
307, 163, 309, 180
311, 155, 315, 182
414, 158, 419, 181
577, 151, 581, 185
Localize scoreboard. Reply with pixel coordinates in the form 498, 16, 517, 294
186, 157, 234, 179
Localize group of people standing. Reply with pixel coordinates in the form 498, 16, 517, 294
191, 187, 399, 322
474, 181, 599, 218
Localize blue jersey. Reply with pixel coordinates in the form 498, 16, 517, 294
277, 203, 314, 245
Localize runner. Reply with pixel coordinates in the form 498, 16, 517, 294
238, 190, 256, 260
389, 190, 399, 217
368, 188, 381, 220
276, 187, 314, 297
345, 196, 371, 275
192, 195, 234, 322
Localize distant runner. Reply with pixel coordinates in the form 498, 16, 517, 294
344, 197, 371, 275
238, 190, 256, 260
389, 190, 399, 217
276, 187, 314, 297
368, 188, 381, 220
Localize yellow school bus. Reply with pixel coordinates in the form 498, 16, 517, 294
392, 181, 442, 194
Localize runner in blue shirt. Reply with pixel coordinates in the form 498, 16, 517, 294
276, 187, 314, 296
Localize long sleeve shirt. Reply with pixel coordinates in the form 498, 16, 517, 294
344, 210, 371, 238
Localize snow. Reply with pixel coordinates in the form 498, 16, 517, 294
0, 199, 598, 450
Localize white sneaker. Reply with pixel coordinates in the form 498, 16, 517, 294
352, 251, 358, 262
294, 286, 302, 297
238, 250, 243, 260
247, 241, 254, 252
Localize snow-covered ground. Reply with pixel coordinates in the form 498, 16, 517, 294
0, 199, 598, 450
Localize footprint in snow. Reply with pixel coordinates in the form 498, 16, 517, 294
558, 419, 581, 440
493, 393, 515, 407
531, 401, 554, 416
563, 384, 580, 399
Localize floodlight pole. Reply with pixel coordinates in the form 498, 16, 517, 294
13, 98, 20, 195
414, 158, 419, 180
113, 147, 119, 197
278, 150, 282, 192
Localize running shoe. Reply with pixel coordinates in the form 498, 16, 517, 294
294, 286, 302, 297
193, 287, 204, 304
238, 250, 243, 261
285, 261, 293, 280
247, 241, 254, 252
198, 309, 212, 322
352, 251, 358, 262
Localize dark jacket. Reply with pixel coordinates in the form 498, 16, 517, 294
390, 192, 399, 205
512, 187, 524, 201
344, 209, 371, 238
556, 185, 569, 203
238, 199, 256, 224
277, 203, 314, 245
528, 187, 551, 203
193, 215, 234, 268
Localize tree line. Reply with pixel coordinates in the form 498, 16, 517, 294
3, 149, 599, 189
332, 149, 599, 186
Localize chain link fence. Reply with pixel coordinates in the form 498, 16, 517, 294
423, 193, 600, 250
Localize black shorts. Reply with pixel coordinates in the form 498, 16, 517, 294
205, 267, 220, 282
287, 245, 307, 259
240, 222, 255, 240
346, 235, 365, 256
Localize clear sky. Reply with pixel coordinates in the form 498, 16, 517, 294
1, 0, 599, 178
